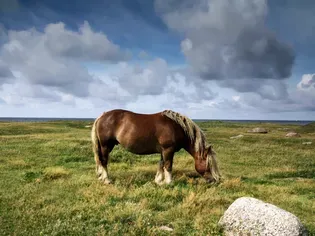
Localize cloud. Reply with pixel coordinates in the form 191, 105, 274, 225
0, 60, 14, 84
44, 21, 130, 62
297, 74, 315, 91
155, 0, 295, 81
228, 74, 315, 113
0, 21, 131, 98
164, 71, 216, 103
116, 58, 169, 95
294, 74, 315, 111
218, 78, 289, 100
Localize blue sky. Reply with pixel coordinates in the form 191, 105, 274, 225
0, 0, 314, 120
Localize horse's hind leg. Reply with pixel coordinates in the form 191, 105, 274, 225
98, 143, 114, 184
155, 155, 164, 185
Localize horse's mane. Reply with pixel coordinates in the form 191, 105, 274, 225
162, 110, 206, 155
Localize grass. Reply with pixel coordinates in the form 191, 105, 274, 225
0, 120, 314, 235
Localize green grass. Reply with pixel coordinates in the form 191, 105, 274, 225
0, 120, 314, 235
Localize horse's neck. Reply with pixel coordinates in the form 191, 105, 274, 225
185, 142, 201, 159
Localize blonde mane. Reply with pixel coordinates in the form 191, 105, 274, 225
162, 110, 206, 155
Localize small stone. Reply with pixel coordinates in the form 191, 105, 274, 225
286, 132, 301, 137
247, 128, 268, 133
230, 134, 244, 139
159, 226, 174, 232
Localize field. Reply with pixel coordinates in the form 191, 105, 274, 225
0, 120, 314, 235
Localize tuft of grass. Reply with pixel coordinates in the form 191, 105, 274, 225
43, 167, 71, 180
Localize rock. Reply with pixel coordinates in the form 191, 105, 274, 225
302, 142, 312, 145
218, 197, 308, 236
159, 226, 173, 232
286, 132, 301, 137
247, 127, 268, 133
230, 134, 244, 139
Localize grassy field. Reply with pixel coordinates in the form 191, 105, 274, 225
0, 120, 314, 235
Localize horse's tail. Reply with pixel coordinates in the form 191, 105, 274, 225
91, 115, 102, 171
207, 146, 221, 183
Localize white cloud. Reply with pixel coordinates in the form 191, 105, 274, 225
44, 21, 130, 61
155, 0, 295, 100
232, 96, 240, 102
297, 74, 315, 92
0, 21, 130, 99
116, 58, 169, 95
0, 19, 219, 117
0, 16, 313, 119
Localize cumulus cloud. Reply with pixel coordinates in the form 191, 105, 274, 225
227, 74, 315, 113
155, 0, 295, 89
218, 78, 289, 100
44, 21, 130, 62
88, 59, 217, 113
0, 21, 131, 98
294, 74, 315, 111
12, 83, 62, 102
116, 58, 169, 95
0, 60, 14, 84
165, 72, 216, 103
88, 76, 133, 107
0, 17, 218, 114
297, 74, 315, 91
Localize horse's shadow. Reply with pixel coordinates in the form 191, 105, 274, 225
106, 168, 211, 187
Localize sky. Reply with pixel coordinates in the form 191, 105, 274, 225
0, 0, 314, 120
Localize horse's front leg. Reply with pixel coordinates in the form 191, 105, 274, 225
162, 148, 174, 185
155, 155, 164, 185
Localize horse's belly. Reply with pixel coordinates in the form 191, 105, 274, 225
119, 140, 159, 155
115, 121, 161, 154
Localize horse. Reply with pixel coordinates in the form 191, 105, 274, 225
91, 109, 221, 185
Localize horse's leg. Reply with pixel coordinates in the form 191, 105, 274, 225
162, 148, 174, 185
155, 155, 164, 185
98, 143, 114, 184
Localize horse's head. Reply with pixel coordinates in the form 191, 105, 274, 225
194, 145, 221, 183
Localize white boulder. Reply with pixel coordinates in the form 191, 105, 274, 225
218, 197, 308, 236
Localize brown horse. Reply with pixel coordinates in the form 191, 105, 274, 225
91, 109, 221, 185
